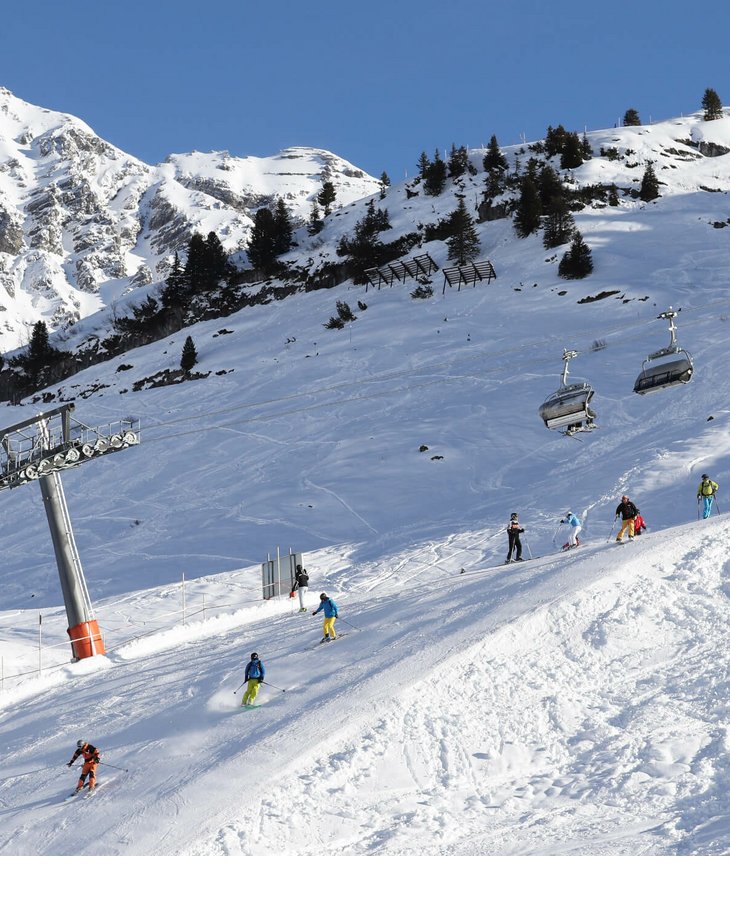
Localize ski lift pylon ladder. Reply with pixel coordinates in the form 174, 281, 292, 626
538, 349, 597, 436
633, 307, 694, 395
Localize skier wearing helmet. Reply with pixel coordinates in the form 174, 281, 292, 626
241, 652, 266, 707
560, 511, 582, 549
312, 592, 339, 642
697, 474, 719, 520
505, 513, 524, 563
67, 740, 101, 793
290, 564, 309, 612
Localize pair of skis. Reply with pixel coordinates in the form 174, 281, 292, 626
69, 784, 100, 799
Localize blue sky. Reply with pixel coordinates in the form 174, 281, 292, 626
5, 0, 730, 179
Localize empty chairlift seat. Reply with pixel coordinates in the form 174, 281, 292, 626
538, 350, 597, 436
633, 307, 694, 396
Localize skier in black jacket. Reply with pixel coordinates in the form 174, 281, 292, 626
505, 513, 524, 563
615, 495, 639, 542
291, 564, 309, 612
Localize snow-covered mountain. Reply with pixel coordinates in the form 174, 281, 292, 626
0, 87, 380, 352
2, 98, 730, 857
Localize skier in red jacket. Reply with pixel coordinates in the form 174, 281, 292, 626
67, 740, 101, 793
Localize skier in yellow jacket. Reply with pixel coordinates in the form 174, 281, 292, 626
697, 474, 719, 519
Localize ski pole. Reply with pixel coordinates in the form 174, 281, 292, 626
233, 679, 247, 694
336, 616, 362, 631
262, 681, 286, 693
714, 497, 720, 515
100, 761, 129, 772
606, 518, 617, 541
551, 523, 562, 543
1, 765, 63, 781
524, 539, 533, 559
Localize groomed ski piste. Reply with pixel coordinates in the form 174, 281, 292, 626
2, 109, 730, 872
4, 517, 730, 860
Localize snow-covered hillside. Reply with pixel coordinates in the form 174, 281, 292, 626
0, 87, 380, 352
2, 104, 730, 858
3, 519, 730, 857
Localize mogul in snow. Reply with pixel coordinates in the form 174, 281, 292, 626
291, 564, 309, 612
505, 513, 524, 563
312, 592, 339, 642
67, 740, 101, 793
697, 474, 719, 520
560, 511, 582, 549
614, 495, 639, 541
241, 653, 265, 707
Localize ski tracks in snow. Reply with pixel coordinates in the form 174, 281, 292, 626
193, 524, 730, 855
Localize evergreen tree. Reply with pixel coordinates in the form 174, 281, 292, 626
180, 335, 198, 373
379, 171, 390, 199
544, 125, 568, 158
424, 149, 447, 196
702, 88, 723, 121
483, 134, 507, 172
273, 198, 293, 256
558, 231, 593, 279
447, 144, 469, 179
203, 231, 229, 287
335, 300, 357, 322
308, 202, 324, 235
537, 164, 565, 211
542, 200, 575, 249
639, 160, 660, 201
184, 234, 208, 294
317, 181, 337, 216
247, 207, 279, 271
623, 108, 641, 126
336, 198, 392, 279
607, 184, 620, 206
160, 252, 188, 308
513, 175, 542, 238
560, 132, 584, 169
483, 167, 505, 201
525, 156, 541, 181
417, 151, 430, 179
174, 230, 228, 298
27, 321, 53, 373
22, 320, 68, 377
446, 198, 480, 264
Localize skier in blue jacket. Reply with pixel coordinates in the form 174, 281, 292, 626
241, 652, 265, 706
560, 511, 582, 549
312, 593, 339, 642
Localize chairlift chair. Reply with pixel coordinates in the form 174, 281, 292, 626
633, 307, 693, 395
538, 350, 597, 436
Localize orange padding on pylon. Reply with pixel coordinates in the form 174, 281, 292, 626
67, 620, 106, 659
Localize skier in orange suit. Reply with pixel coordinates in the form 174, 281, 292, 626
67, 740, 101, 793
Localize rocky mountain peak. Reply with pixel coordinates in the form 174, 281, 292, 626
0, 91, 380, 353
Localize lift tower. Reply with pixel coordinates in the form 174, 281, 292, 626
0, 404, 140, 660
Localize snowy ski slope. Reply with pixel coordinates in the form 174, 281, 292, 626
2, 110, 730, 866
